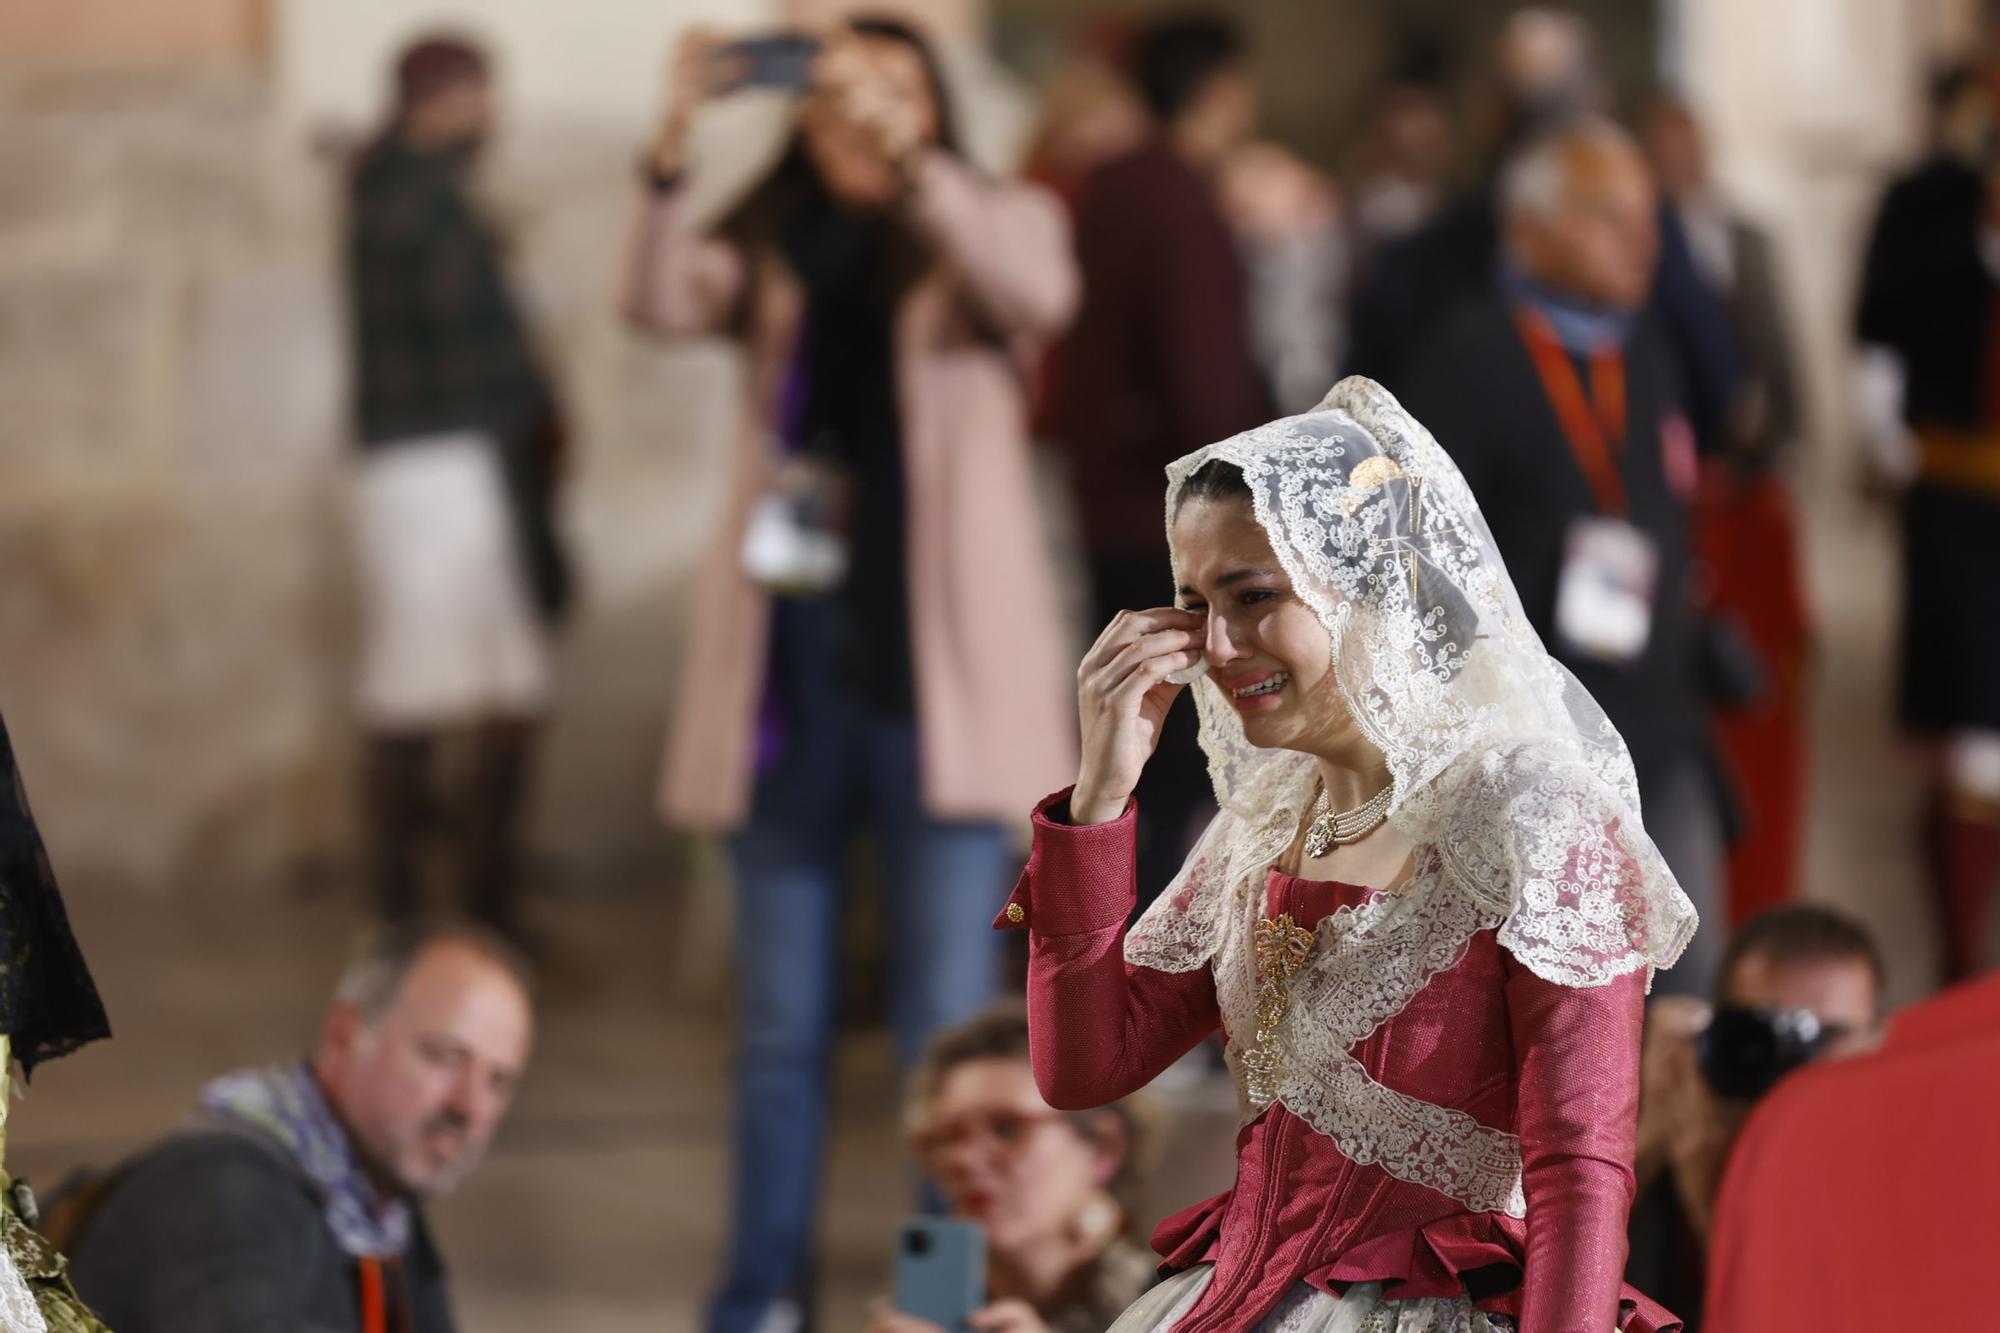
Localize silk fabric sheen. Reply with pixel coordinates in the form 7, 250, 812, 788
998, 793, 1679, 1332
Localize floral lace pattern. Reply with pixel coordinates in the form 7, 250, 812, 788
0, 1242, 49, 1333
1124, 378, 1697, 1217
1208, 836, 1528, 1216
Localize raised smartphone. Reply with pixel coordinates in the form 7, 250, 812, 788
892, 1216, 985, 1331
709, 33, 820, 94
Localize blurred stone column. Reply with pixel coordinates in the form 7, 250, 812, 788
1667, 0, 1972, 485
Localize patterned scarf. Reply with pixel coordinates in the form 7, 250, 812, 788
197, 1061, 411, 1259
1498, 258, 1636, 353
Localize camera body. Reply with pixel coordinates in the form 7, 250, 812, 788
1695, 1004, 1835, 1101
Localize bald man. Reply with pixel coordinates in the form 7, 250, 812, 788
1401, 119, 1726, 997
66, 923, 535, 1333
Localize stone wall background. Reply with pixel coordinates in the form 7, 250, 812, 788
0, 66, 746, 894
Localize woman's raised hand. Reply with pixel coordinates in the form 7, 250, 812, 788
863, 1299, 1050, 1333
1071, 608, 1204, 826
648, 27, 725, 178
863, 1301, 943, 1333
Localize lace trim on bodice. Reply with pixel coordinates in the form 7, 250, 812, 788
1210, 848, 1527, 1218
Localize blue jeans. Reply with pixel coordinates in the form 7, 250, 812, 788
708, 638, 1006, 1332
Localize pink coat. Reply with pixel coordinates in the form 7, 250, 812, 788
622, 154, 1082, 830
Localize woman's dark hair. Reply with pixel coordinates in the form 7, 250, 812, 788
717, 15, 962, 314
393, 34, 489, 115
905, 1000, 1159, 1202
1130, 14, 1244, 124
1175, 458, 1254, 512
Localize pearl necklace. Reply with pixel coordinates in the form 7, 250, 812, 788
1303, 778, 1395, 858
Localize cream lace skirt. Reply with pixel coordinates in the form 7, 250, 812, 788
1108, 1266, 1524, 1333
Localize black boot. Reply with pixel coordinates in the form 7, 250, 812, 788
460, 717, 538, 944
364, 732, 436, 923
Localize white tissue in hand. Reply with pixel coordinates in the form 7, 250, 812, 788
1166, 654, 1210, 686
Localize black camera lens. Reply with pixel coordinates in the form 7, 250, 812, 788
902, 1227, 932, 1257
1697, 1006, 1828, 1101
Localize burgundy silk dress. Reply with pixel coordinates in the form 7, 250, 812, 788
998, 791, 1680, 1333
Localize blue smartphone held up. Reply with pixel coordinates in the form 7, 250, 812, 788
709, 33, 821, 94
893, 1216, 985, 1331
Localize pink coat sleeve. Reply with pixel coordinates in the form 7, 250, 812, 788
903, 153, 1079, 341
618, 185, 748, 338
1501, 955, 1648, 1333
996, 790, 1220, 1110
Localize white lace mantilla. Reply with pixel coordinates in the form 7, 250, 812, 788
1124, 378, 1698, 1219
0, 1246, 47, 1333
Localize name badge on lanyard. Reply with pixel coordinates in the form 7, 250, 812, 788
1517, 307, 1659, 665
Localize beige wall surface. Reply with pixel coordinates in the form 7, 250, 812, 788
274, 0, 774, 130
0, 0, 265, 67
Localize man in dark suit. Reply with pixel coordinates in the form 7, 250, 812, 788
1348, 11, 1744, 448
1054, 13, 1269, 903
1402, 119, 1726, 998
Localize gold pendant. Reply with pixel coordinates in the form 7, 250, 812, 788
1243, 912, 1316, 1109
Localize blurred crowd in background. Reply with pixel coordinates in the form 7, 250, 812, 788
8, 2, 2000, 1332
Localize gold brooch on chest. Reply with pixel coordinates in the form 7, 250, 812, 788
1241, 912, 1316, 1109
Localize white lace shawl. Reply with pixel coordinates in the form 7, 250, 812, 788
1125, 377, 1698, 1217
0, 1245, 46, 1333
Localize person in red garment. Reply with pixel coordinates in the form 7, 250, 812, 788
1702, 971, 2000, 1332
996, 376, 1698, 1331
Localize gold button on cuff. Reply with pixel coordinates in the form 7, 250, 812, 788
1005, 902, 1026, 925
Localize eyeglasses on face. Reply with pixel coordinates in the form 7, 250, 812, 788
912, 1108, 1069, 1159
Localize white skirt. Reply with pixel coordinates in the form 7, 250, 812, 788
1109, 1267, 1516, 1333
351, 433, 552, 729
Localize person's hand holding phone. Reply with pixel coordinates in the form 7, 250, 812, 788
1072, 609, 1205, 826
864, 1298, 1052, 1333
647, 26, 726, 179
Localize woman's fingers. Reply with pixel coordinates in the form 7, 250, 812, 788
968, 1300, 1049, 1333
864, 1300, 944, 1333
1109, 647, 1201, 706
1087, 631, 1200, 698
1081, 611, 1202, 679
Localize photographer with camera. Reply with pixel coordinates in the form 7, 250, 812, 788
1625, 905, 1884, 1327
622, 18, 1078, 1333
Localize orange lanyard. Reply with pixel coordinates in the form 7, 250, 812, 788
359, 1256, 387, 1333
359, 1256, 411, 1333
1514, 305, 1629, 517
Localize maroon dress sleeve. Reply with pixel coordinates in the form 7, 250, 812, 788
1500, 955, 1648, 1333
996, 790, 1221, 1111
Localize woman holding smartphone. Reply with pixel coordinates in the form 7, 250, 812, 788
999, 378, 1697, 1331
869, 1002, 1159, 1333
622, 19, 1078, 1333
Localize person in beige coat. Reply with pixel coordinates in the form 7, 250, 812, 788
622, 18, 1078, 1332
